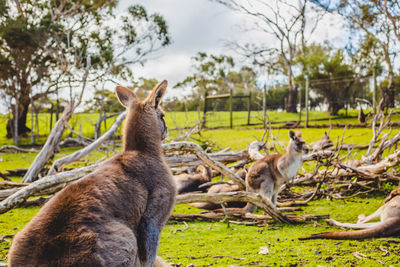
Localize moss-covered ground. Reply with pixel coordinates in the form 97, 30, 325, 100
1, 110, 400, 266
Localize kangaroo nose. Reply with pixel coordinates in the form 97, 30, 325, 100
304, 146, 309, 153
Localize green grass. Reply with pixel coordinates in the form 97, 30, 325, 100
159, 196, 400, 266
1, 111, 400, 265
3, 108, 399, 146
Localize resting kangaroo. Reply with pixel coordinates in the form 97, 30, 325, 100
299, 188, 400, 240
190, 169, 247, 210
8, 81, 176, 267
244, 130, 309, 212
174, 165, 213, 194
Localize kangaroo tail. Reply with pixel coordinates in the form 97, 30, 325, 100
299, 218, 400, 240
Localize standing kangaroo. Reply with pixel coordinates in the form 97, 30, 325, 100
299, 188, 400, 240
8, 81, 176, 267
244, 130, 309, 212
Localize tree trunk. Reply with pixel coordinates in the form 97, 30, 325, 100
381, 45, 395, 109
286, 75, 297, 113
381, 74, 395, 110
6, 96, 31, 138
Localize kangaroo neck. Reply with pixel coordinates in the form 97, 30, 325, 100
122, 109, 163, 156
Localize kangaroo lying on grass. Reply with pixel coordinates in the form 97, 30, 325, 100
190, 169, 247, 210
243, 130, 309, 212
8, 81, 176, 267
299, 188, 400, 240
174, 165, 213, 194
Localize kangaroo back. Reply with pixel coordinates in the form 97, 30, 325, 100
8, 81, 176, 267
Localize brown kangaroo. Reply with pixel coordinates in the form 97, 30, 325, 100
190, 169, 247, 210
174, 165, 213, 194
243, 130, 309, 212
299, 188, 400, 240
8, 81, 176, 267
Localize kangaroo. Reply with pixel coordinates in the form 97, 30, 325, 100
8, 81, 176, 267
299, 188, 400, 240
243, 130, 309, 212
190, 169, 247, 210
174, 165, 213, 194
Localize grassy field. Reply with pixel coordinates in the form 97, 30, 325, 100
2, 108, 399, 146
0, 110, 400, 266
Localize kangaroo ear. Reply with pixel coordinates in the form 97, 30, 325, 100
295, 130, 302, 138
147, 80, 167, 108
289, 130, 296, 140
116, 86, 138, 107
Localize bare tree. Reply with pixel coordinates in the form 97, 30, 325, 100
213, 0, 323, 113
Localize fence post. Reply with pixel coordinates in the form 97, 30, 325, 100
31, 98, 34, 144
372, 68, 377, 113
50, 103, 54, 131
247, 92, 251, 125
202, 92, 208, 128
229, 88, 233, 128
305, 76, 309, 128
298, 86, 302, 122
13, 97, 18, 145
263, 85, 267, 128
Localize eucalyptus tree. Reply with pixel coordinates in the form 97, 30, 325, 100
312, 0, 399, 109
0, 0, 170, 139
174, 52, 235, 101
299, 43, 368, 115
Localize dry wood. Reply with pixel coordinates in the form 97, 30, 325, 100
22, 58, 91, 183
163, 142, 246, 189
48, 111, 127, 174
59, 137, 91, 148
247, 141, 267, 161
22, 102, 75, 183
175, 191, 294, 223
0, 145, 39, 153
163, 149, 248, 168
170, 211, 328, 223
0, 164, 98, 214
0, 181, 28, 189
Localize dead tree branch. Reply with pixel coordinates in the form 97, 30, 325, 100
48, 111, 127, 174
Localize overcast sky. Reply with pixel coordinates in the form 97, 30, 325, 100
116, 0, 348, 99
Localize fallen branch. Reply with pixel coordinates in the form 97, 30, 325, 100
0, 145, 39, 153
163, 142, 246, 189
22, 57, 91, 183
48, 111, 127, 174
176, 191, 294, 223
0, 164, 98, 214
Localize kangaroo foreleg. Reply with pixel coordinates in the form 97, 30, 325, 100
138, 188, 174, 267
326, 218, 382, 230
138, 216, 161, 267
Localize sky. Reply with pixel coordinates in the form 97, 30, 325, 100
116, 0, 348, 99
0, 0, 349, 114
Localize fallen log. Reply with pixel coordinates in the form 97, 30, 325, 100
164, 142, 246, 189
170, 211, 328, 223
48, 111, 127, 174
0, 164, 98, 214
176, 191, 294, 223
164, 149, 248, 167
0, 145, 39, 153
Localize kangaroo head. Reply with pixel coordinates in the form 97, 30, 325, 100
288, 130, 309, 154
116, 80, 168, 151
